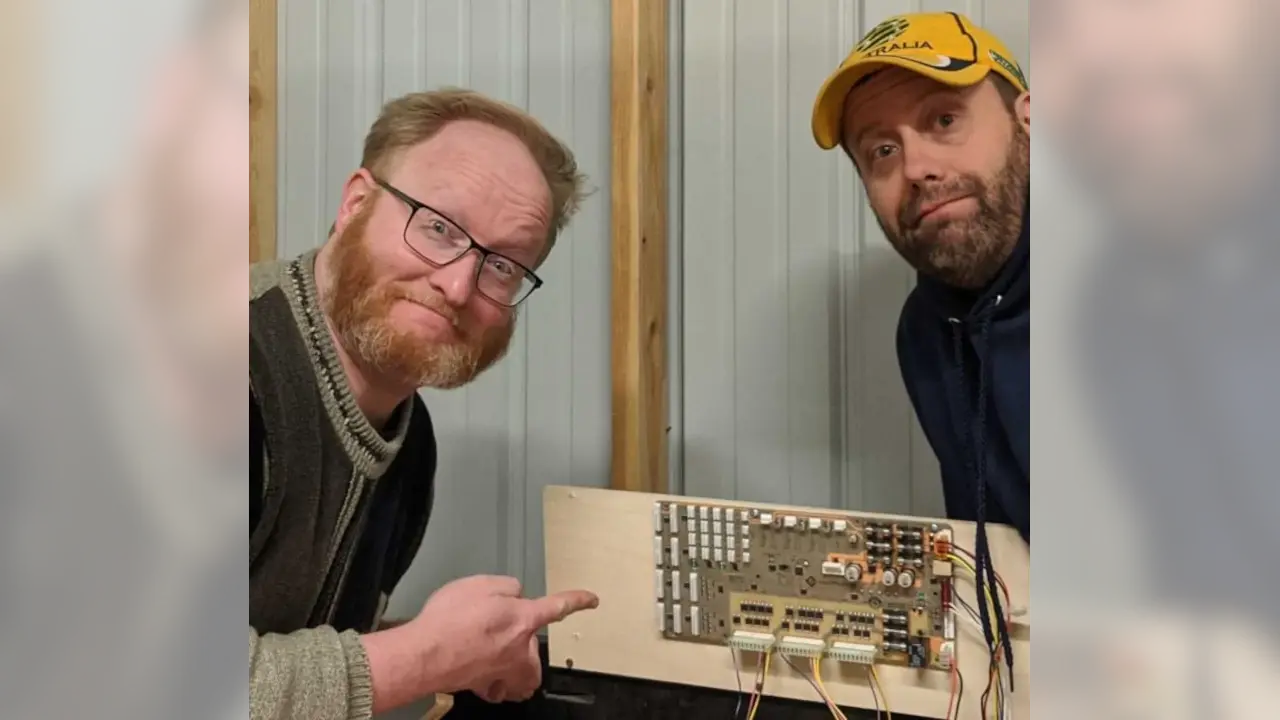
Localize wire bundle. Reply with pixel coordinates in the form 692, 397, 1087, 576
732, 647, 890, 720
948, 545, 1014, 720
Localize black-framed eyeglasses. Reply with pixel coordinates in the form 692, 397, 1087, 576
370, 173, 544, 307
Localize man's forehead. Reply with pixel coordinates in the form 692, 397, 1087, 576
841, 70, 968, 140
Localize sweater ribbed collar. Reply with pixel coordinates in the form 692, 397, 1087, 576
278, 248, 414, 479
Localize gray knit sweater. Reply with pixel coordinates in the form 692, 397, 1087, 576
249, 250, 437, 720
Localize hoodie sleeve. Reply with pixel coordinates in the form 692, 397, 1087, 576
249, 625, 374, 720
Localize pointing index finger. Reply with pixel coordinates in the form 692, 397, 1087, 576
524, 589, 599, 630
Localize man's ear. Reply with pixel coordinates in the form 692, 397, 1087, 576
333, 169, 377, 237
1014, 91, 1030, 132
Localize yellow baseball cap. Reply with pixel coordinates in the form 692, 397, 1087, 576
811, 12, 1028, 150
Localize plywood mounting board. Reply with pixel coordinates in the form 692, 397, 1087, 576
543, 486, 1030, 719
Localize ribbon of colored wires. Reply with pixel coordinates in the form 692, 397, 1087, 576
950, 545, 1012, 610
948, 548, 1011, 720
807, 658, 848, 720
776, 654, 845, 720
744, 649, 772, 720
954, 588, 1008, 720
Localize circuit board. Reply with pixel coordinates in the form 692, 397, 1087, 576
652, 501, 957, 671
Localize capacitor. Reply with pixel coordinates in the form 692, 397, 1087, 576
897, 569, 916, 588
881, 568, 897, 586
844, 564, 862, 583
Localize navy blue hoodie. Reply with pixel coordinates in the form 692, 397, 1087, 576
894, 192, 1028, 682
1080, 167, 1280, 627
896, 193, 1029, 542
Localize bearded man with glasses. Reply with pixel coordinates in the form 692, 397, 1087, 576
249, 88, 599, 720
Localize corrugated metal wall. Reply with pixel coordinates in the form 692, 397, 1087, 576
676, 0, 1029, 518
276, 0, 613, 623
276, 0, 1029, 609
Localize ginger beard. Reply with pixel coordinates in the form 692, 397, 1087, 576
880, 121, 1030, 289
321, 200, 515, 390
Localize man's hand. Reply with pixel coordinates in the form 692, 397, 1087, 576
362, 575, 599, 713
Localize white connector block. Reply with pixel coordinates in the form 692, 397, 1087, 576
777, 636, 827, 658
728, 630, 777, 653
828, 641, 877, 664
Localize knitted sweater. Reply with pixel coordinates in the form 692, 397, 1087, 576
249, 249, 438, 720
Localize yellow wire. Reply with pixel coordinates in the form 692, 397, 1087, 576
949, 552, 1008, 720
869, 666, 892, 720
809, 657, 848, 720
745, 650, 772, 720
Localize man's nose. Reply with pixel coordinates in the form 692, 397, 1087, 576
427, 252, 481, 307
900, 132, 945, 184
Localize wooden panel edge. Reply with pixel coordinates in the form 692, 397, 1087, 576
249, 0, 278, 264
610, 0, 669, 494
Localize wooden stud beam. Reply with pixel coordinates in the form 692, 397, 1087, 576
610, 0, 669, 494
0, 3, 38, 205
250, 0, 278, 264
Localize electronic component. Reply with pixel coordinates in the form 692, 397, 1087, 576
653, 501, 955, 671
938, 641, 955, 670
778, 636, 827, 657
843, 564, 862, 583
828, 641, 876, 664
728, 630, 776, 653
907, 638, 929, 668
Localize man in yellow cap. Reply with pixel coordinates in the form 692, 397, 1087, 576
811, 10, 1029, 682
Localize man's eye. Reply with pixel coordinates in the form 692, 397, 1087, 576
937, 113, 957, 128
872, 145, 897, 160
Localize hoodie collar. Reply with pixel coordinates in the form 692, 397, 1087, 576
913, 189, 1030, 321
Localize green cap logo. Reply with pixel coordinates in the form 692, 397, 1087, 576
854, 16, 910, 54
988, 49, 1028, 90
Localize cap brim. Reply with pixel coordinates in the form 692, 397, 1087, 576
811, 55, 991, 150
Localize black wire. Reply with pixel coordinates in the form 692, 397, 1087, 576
951, 666, 966, 720
728, 646, 744, 719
